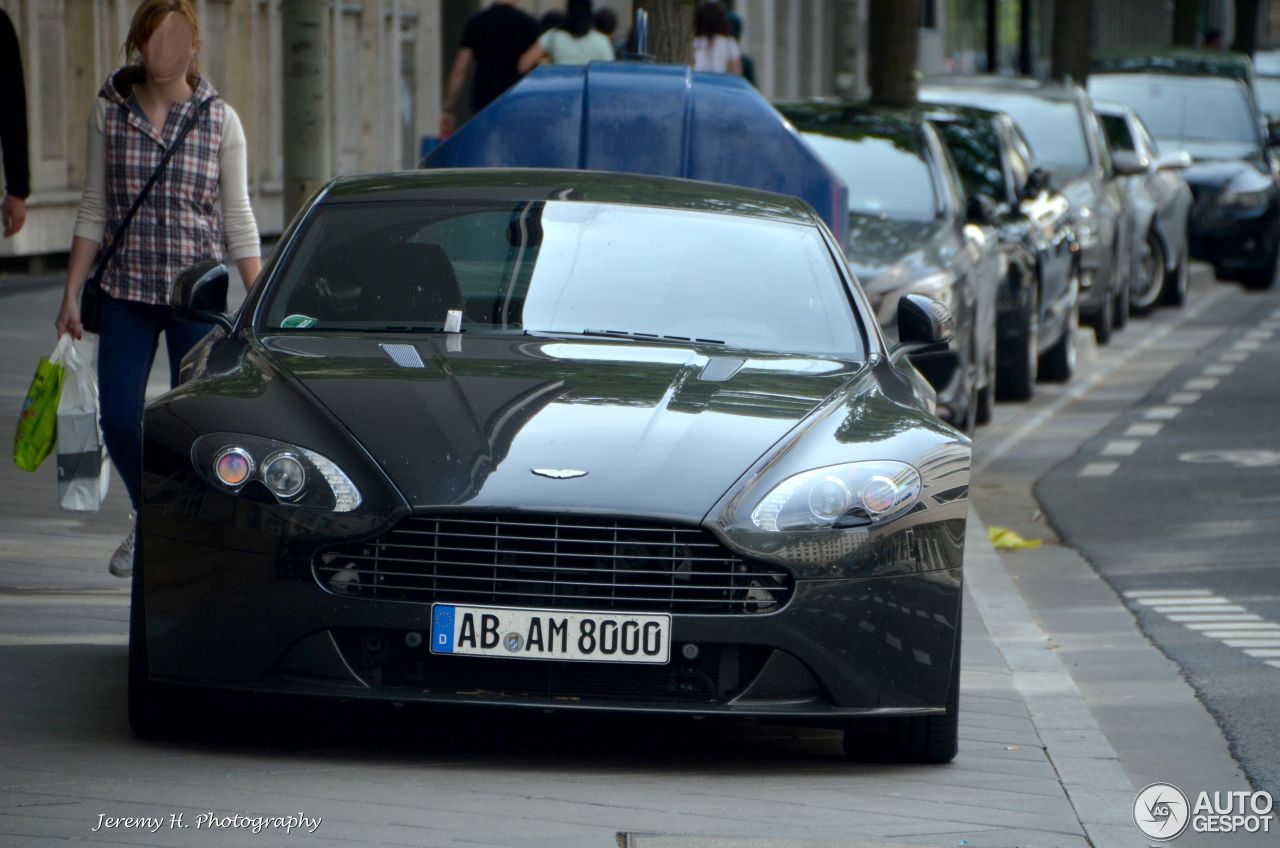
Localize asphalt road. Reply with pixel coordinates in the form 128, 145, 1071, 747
1036, 280, 1280, 795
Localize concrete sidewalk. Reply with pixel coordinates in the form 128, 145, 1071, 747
1, 281, 1138, 847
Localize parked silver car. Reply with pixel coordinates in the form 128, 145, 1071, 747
1093, 101, 1194, 312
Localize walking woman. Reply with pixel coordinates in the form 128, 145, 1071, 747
693, 2, 742, 75
518, 0, 614, 73
55, 0, 260, 577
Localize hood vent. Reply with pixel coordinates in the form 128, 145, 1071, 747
379, 343, 425, 369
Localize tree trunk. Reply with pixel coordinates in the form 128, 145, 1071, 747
281, 0, 331, 223
1172, 0, 1198, 46
1050, 0, 1092, 85
1234, 0, 1261, 57
633, 0, 696, 66
867, 0, 919, 106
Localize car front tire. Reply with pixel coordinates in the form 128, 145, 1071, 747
997, 283, 1038, 402
1039, 285, 1078, 383
1162, 239, 1189, 307
1131, 230, 1165, 315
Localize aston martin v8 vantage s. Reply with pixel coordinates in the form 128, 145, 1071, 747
137, 170, 971, 764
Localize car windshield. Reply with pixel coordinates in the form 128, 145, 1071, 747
992, 97, 1091, 177
1257, 77, 1280, 116
933, 118, 1005, 202
800, 131, 938, 221
1089, 78, 1258, 144
261, 201, 863, 358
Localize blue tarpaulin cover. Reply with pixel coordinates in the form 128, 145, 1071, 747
422, 62, 847, 237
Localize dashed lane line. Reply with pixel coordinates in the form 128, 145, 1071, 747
1079, 462, 1119, 477
1124, 423, 1163, 437
1184, 378, 1219, 391
1101, 440, 1141, 456
1125, 589, 1280, 669
1168, 392, 1201, 404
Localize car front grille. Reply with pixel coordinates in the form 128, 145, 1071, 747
314, 513, 793, 615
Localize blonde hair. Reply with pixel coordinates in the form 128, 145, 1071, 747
124, 0, 202, 87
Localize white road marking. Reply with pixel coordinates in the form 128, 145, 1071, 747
1080, 462, 1119, 477
1267, 661, 1280, 670
1223, 640, 1280, 648
1169, 613, 1263, 622
1154, 605, 1247, 614
1180, 449, 1280, 468
0, 594, 129, 606
1186, 622, 1280, 631
0, 634, 127, 646
1243, 650, 1280, 658
1233, 340, 1262, 351
1168, 392, 1201, 405
1204, 364, 1235, 376
1145, 406, 1182, 420
1244, 330, 1272, 340
1124, 589, 1212, 598
1184, 378, 1219, 391
1219, 351, 1249, 362
1102, 440, 1141, 456
912, 649, 932, 666
885, 634, 902, 650
1135, 596, 1231, 606
1125, 423, 1163, 437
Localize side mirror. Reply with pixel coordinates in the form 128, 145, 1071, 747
891, 294, 954, 358
1021, 166, 1051, 200
171, 261, 233, 332
1155, 149, 1193, 170
966, 193, 998, 225
1112, 150, 1151, 177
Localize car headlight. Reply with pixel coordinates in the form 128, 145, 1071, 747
743, 461, 922, 532
1220, 186, 1271, 209
192, 433, 362, 511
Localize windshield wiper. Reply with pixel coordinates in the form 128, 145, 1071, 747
541, 329, 727, 346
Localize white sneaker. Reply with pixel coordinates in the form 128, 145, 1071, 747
109, 519, 136, 578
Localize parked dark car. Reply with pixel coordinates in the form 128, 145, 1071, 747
920, 102, 1079, 399
136, 170, 971, 764
922, 77, 1135, 344
778, 103, 1001, 432
1090, 73, 1280, 289
1093, 100, 1194, 312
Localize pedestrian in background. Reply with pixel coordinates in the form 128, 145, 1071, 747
593, 6, 626, 56
440, 0, 540, 139
726, 10, 756, 85
693, 2, 742, 75
518, 0, 615, 73
54, 0, 260, 577
0, 8, 30, 237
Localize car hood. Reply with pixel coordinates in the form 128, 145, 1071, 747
845, 215, 949, 295
261, 334, 864, 520
1177, 146, 1267, 190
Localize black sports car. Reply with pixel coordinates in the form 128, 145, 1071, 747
921, 103, 1080, 397
137, 170, 970, 763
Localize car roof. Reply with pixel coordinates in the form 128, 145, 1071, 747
921, 75, 1081, 102
317, 168, 817, 225
1089, 72, 1252, 94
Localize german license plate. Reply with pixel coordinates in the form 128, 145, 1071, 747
430, 604, 670, 664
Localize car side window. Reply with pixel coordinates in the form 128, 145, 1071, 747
1131, 115, 1160, 158
1003, 122, 1031, 199
1101, 113, 1136, 153
1085, 105, 1113, 174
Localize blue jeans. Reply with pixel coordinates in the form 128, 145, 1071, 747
98, 292, 211, 510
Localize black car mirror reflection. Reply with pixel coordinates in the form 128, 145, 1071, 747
171, 261, 234, 333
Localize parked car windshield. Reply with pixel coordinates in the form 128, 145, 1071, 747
1089, 77, 1258, 145
800, 131, 938, 221
1100, 113, 1135, 152
937, 93, 1092, 179
262, 201, 864, 358
932, 118, 1006, 203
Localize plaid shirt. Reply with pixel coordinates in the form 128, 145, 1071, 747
100, 68, 226, 305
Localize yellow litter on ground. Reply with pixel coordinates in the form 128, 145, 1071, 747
988, 526, 1043, 551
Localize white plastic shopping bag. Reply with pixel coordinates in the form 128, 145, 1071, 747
55, 336, 110, 512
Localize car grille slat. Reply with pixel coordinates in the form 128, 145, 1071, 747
314, 513, 793, 615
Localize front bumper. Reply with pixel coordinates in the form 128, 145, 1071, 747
1188, 192, 1280, 273
138, 521, 964, 719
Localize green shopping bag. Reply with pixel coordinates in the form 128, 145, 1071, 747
13, 335, 70, 472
